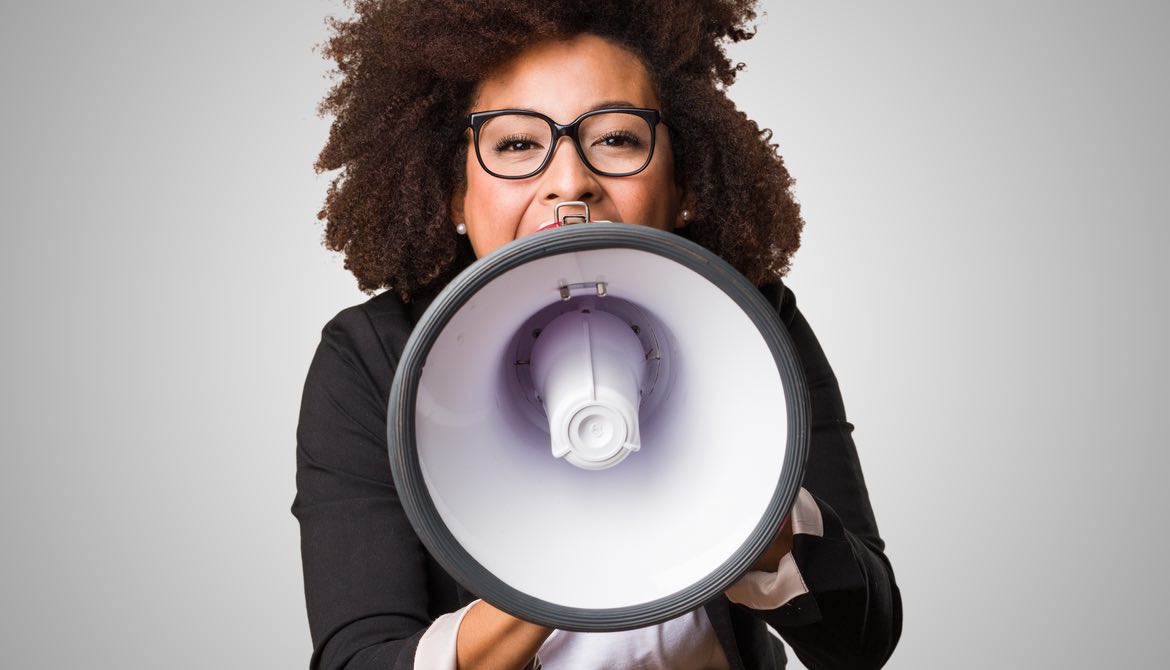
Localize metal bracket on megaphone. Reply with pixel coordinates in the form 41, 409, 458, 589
554, 201, 590, 226
558, 281, 608, 301
547, 200, 615, 230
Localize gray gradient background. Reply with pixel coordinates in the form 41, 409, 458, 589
1, 1, 1166, 668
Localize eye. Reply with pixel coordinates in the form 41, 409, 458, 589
493, 135, 544, 153
593, 131, 642, 148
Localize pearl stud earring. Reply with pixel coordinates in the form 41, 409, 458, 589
455, 222, 467, 235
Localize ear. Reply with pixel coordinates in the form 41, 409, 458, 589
673, 185, 693, 230
450, 186, 466, 228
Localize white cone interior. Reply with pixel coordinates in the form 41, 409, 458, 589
414, 248, 788, 610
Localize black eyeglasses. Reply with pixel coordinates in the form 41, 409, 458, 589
467, 108, 662, 180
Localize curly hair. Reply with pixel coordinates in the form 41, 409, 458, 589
316, 0, 803, 299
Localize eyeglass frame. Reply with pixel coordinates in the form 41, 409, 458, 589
466, 107, 663, 180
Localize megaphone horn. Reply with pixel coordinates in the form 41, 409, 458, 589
388, 222, 809, 631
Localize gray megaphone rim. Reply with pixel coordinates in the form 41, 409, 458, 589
388, 223, 809, 632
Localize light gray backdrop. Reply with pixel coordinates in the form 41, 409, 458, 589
1, 1, 1166, 667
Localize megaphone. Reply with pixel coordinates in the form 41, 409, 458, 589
387, 220, 809, 632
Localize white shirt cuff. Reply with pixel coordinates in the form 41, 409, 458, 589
414, 599, 480, 670
724, 487, 823, 610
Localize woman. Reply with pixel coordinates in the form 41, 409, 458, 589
294, 1, 901, 668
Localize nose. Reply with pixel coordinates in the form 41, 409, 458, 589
540, 136, 601, 203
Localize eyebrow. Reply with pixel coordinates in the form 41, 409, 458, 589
506, 100, 643, 115
588, 100, 641, 111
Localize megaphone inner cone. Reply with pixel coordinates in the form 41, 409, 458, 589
530, 308, 648, 470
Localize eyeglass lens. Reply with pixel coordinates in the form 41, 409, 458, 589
477, 112, 653, 177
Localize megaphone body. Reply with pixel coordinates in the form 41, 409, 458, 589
388, 223, 808, 631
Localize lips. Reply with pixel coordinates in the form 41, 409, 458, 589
536, 220, 562, 232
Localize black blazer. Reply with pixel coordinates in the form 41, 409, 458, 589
293, 282, 901, 669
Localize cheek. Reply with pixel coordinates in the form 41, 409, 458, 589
626, 139, 679, 229
463, 153, 493, 213
612, 172, 678, 229
464, 165, 529, 255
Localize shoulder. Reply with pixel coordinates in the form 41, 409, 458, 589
758, 281, 847, 422
758, 280, 798, 328
302, 290, 425, 413
317, 290, 418, 368
297, 293, 426, 497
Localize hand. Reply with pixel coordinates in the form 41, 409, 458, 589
747, 515, 794, 573
456, 600, 553, 670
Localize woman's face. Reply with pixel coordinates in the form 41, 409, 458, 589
455, 34, 685, 258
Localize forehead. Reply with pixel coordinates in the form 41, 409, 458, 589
472, 34, 660, 121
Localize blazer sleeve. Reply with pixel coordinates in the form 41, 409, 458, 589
292, 299, 433, 669
742, 283, 903, 669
